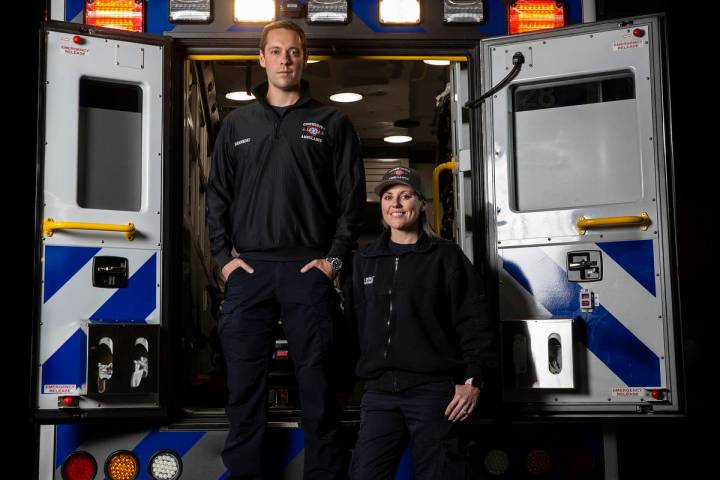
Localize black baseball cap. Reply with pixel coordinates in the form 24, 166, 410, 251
374, 167, 426, 199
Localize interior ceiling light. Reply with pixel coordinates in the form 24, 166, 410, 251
330, 93, 363, 103
423, 59, 450, 66
384, 135, 413, 144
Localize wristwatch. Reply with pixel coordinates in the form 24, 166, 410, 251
325, 256, 343, 272
464, 377, 484, 389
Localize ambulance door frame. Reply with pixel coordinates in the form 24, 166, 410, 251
32, 21, 181, 423
170, 35, 487, 421
476, 15, 684, 415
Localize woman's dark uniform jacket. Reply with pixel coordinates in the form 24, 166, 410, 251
346, 229, 497, 390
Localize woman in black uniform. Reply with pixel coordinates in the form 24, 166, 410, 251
348, 166, 496, 480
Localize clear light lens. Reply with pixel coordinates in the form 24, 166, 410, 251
384, 136, 413, 144
379, 0, 421, 24
484, 449, 510, 476
443, 0, 484, 24
330, 93, 363, 103
169, 0, 211, 22
234, 0, 275, 23
149, 451, 182, 480
307, 0, 349, 23
226, 91, 256, 101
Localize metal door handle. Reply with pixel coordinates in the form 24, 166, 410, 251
576, 212, 650, 235
43, 218, 136, 240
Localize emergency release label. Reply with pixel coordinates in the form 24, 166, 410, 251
612, 38, 645, 52
611, 387, 644, 397
60, 39, 90, 57
44, 384, 78, 394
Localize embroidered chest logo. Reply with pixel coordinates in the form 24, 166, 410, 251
234, 138, 251, 147
364, 276, 374, 285
301, 122, 325, 143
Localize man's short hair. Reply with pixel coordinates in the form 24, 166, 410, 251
260, 20, 307, 56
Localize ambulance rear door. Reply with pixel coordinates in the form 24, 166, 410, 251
479, 15, 681, 413
34, 21, 174, 419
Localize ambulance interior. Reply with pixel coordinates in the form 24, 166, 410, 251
180, 57, 472, 417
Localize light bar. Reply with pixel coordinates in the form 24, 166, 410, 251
85, 0, 145, 32
379, 0, 421, 25
443, 0, 484, 24
423, 59, 450, 66
234, 0, 276, 23
508, 0, 565, 34
169, 0, 212, 23
307, 0, 349, 23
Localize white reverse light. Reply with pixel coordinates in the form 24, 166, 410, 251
330, 93, 363, 103
149, 451, 182, 480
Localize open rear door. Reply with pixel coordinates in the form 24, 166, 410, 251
480, 16, 681, 413
35, 22, 171, 418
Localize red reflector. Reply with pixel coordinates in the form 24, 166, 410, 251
62, 452, 97, 480
62, 396, 76, 406
85, 0, 144, 32
276, 350, 289, 358
509, 0, 565, 34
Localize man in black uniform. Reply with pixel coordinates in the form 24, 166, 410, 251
206, 20, 365, 480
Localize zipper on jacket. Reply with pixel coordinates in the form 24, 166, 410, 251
273, 122, 279, 139
392, 371, 399, 393
383, 256, 400, 361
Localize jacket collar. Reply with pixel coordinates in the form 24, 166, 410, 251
252, 80, 313, 111
361, 229, 436, 258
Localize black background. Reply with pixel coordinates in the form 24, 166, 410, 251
19, 1, 714, 477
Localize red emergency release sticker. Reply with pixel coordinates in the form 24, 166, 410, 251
60, 37, 90, 57
612, 33, 646, 52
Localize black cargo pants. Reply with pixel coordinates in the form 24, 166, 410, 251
219, 259, 345, 479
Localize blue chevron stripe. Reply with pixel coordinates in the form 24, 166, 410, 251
42, 328, 87, 391
90, 254, 157, 323
502, 247, 660, 387
44, 246, 101, 303
55, 424, 94, 470
598, 240, 656, 297
66, 0, 84, 21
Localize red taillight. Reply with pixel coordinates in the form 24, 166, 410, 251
508, 1, 565, 34
61, 452, 97, 480
85, 0, 145, 32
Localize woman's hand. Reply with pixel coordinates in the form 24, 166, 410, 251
444, 383, 480, 422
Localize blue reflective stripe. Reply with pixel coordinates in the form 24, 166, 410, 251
67, 0, 84, 21
55, 424, 92, 470
503, 247, 661, 387
90, 254, 157, 323
355, 0, 426, 33
147, 0, 177, 35
132, 430, 205, 478
44, 246, 101, 303
42, 328, 87, 391
598, 240, 656, 297
221, 428, 305, 479
227, 24, 264, 32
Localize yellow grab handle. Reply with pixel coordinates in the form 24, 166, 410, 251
576, 212, 650, 235
43, 218, 136, 241
433, 159, 458, 233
